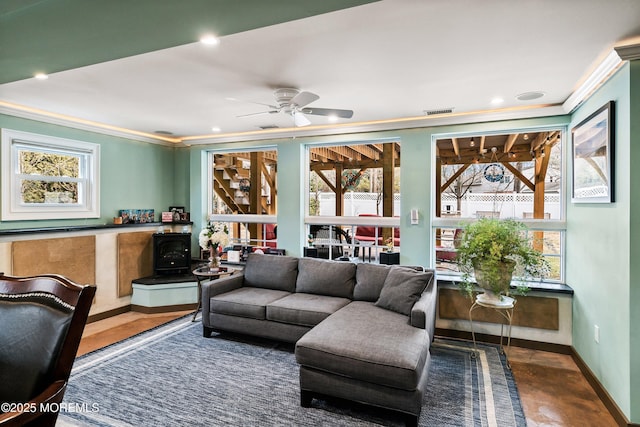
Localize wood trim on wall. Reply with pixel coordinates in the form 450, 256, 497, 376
130, 303, 197, 314
570, 348, 635, 427
87, 305, 131, 324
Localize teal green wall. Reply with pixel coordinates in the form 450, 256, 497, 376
0, 114, 177, 229
629, 60, 640, 422
566, 64, 633, 420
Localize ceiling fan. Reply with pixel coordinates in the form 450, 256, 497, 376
237, 88, 354, 127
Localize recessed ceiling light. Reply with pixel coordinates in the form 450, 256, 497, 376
211, 127, 221, 132
516, 91, 545, 101
328, 115, 338, 123
199, 34, 220, 46
491, 97, 504, 105
34, 73, 48, 80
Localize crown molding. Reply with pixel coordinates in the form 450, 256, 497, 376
614, 42, 640, 61
562, 50, 623, 114
0, 101, 179, 146
182, 104, 566, 145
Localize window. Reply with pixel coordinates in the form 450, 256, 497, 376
1, 129, 100, 220
433, 129, 565, 282
306, 140, 401, 260
207, 149, 277, 248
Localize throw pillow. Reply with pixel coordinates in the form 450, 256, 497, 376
375, 267, 433, 315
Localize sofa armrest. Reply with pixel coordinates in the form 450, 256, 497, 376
410, 274, 437, 341
201, 273, 244, 326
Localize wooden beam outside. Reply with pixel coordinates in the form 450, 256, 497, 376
315, 170, 337, 193
382, 144, 395, 241
213, 170, 236, 201
249, 152, 263, 240
451, 138, 460, 157
504, 133, 519, 153
502, 162, 535, 191
335, 163, 344, 216
478, 135, 486, 154
441, 163, 471, 192
310, 158, 399, 171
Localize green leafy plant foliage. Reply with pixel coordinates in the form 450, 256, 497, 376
456, 218, 550, 298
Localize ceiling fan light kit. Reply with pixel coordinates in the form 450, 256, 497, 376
237, 88, 354, 127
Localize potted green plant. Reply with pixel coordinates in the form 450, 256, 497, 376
456, 218, 549, 302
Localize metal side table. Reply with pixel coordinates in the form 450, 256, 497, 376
469, 293, 516, 367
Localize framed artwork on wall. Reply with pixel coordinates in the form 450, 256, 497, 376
571, 101, 615, 203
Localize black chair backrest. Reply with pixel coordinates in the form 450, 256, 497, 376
0, 274, 96, 405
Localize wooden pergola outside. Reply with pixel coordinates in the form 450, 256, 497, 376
436, 130, 561, 250
211, 142, 401, 243
309, 142, 401, 218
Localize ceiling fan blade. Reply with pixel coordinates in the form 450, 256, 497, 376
293, 111, 311, 127
300, 107, 353, 119
290, 91, 319, 108
237, 110, 279, 118
227, 96, 279, 110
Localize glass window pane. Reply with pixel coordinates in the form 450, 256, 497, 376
20, 179, 79, 204
437, 131, 562, 220
19, 150, 80, 178
309, 141, 401, 217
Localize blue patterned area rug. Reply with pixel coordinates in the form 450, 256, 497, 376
58, 316, 526, 426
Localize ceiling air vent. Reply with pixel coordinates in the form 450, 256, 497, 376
423, 108, 454, 116
259, 125, 280, 130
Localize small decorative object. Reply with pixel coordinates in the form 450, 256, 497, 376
239, 178, 251, 193
483, 163, 505, 183
385, 237, 394, 252
113, 217, 122, 225
571, 100, 615, 203
199, 221, 230, 269
307, 234, 314, 247
119, 209, 155, 224
341, 170, 362, 191
161, 212, 173, 222
456, 218, 550, 302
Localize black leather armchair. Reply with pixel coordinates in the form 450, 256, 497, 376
0, 273, 96, 427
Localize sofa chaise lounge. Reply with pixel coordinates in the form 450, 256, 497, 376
201, 253, 436, 426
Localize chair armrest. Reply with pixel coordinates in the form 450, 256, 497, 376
0, 380, 66, 426
410, 275, 437, 341
201, 273, 244, 326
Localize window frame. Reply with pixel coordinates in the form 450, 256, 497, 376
431, 126, 567, 283
1, 129, 100, 220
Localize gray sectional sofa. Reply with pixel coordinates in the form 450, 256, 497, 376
201, 253, 436, 426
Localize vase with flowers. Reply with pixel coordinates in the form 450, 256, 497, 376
199, 221, 230, 269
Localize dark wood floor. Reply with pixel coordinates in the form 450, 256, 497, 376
78, 311, 617, 426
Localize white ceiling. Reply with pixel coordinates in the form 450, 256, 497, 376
1, 0, 639, 143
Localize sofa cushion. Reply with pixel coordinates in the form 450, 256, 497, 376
295, 301, 430, 391
244, 253, 299, 292
266, 293, 351, 327
295, 258, 356, 298
210, 287, 290, 320
375, 268, 434, 315
353, 263, 392, 301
